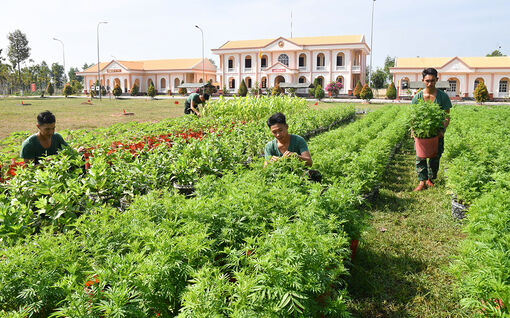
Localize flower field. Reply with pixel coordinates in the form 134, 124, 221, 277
444, 106, 510, 316
0, 96, 507, 317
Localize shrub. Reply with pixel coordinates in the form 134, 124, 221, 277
238, 79, 248, 97
71, 80, 83, 95
386, 81, 396, 99
130, 84, 139, 96
473, 81, 490, 104
314, 85, 325, 100
326, 81, 343, 97
353, 81, 363, 98
271, 84, 283, 96
409, 99, 447, 138
287, 87, 296, 96
360, 84, 373, 101
63, 83, 73, 97
46, 82, 54, 96
147, 83, 156, 98
113, 84, 122, 98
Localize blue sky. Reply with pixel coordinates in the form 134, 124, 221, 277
0, 0, 508, 73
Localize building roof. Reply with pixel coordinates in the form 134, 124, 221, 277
395, 56, 510, 69
217, 35, 365, 49
80, 58, 216, 73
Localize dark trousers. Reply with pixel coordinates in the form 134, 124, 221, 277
416, 137, 444, 181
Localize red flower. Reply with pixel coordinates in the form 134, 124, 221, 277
174, 101, 179, 104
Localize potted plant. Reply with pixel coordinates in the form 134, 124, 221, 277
409, 99, 448, 158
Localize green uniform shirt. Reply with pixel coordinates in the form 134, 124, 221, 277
20, 133, 68, 164
264, 134, 309, 159
412, 89, 452, 110
184, 93, 203, 114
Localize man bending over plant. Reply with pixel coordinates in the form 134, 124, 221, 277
184, 92, 209, 117
264, 112, 312, 167
411, 68, 451, 191
20, 110, 73, 165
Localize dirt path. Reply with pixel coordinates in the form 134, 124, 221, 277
346, 137, 472, 317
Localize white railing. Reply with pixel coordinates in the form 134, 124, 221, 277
336, 65, 346, 71
316, 66, 326, 71
227, 68, 235, 73
352, 65, 360, 72
244, 67, 252, 72
299, 66, 307, 71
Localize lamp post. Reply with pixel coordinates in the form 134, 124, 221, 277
53, 38, 66, 84
195, 25, 205, 93
368, 0, 376, 87
97, 21, 108, 100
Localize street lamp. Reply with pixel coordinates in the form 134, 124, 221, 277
97, 21, 108, 100
195, 25, 205, 92
368, 0, 376, 87
53, 38, 66, 83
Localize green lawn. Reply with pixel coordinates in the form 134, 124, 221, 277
0, 97, 187, 141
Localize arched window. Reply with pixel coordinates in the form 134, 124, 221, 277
124, 79, 128, 92
298, 53, 306, 68
336, 52, 345, 68
134, 79, 140, 88
278, 54, 289, 66
245, 77, 252, 88
261, 77, 267, 88
317, 53, 325, 70
228, 57, 234, 70
316, 76, 324, 87
160, 78, 166, 90
174, 78, 180, 90
245, 56, 252, 69
261, 55, 268, 68
336, 76, 344, 86
298, 76, 306, 83
474, 78, 484, 91
106, 79, 110, 90
229, 78, 236, 89
499, 78, 509, 93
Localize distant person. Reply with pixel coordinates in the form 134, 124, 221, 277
264, 112, 312, 167
20, 110, 71, 164
184, 92, 209, 117
411, 68, 452, 192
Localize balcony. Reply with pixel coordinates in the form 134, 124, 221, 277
298, 66, 307, 72
227, 68, 235, 73
352, 65, 361, 73
243, 67, 252, 73
335, 65, 346, 71
316, 66, 326, 71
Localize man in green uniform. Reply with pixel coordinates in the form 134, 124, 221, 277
264, 112, 312, 167
411, 68, 452, 191
184, 92, 209, 116
20, 110, 70, 164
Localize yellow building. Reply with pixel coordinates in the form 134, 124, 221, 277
390, 56, 510, 99
77, 58, 216, 94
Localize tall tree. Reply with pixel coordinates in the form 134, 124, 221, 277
486, 49, 505, 57
370, 67, 387, 89
383, 56, 395, 82
7, 30, 31, 94
39, 61, 51, 90
51, 63, 65, 89
68, 67, 82, 82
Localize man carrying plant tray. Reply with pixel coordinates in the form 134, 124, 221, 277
411, 68, 451, 192
264, 112, 313, 167
184, 92, 209, 117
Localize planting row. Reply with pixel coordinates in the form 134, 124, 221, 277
0, 98, 355, 244
443, 106, 510, 315
0, 105, 408, 317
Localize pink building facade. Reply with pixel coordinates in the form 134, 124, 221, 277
77, 58, 216, 94
211, 35, 370, 95
390, 56, 510, 100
